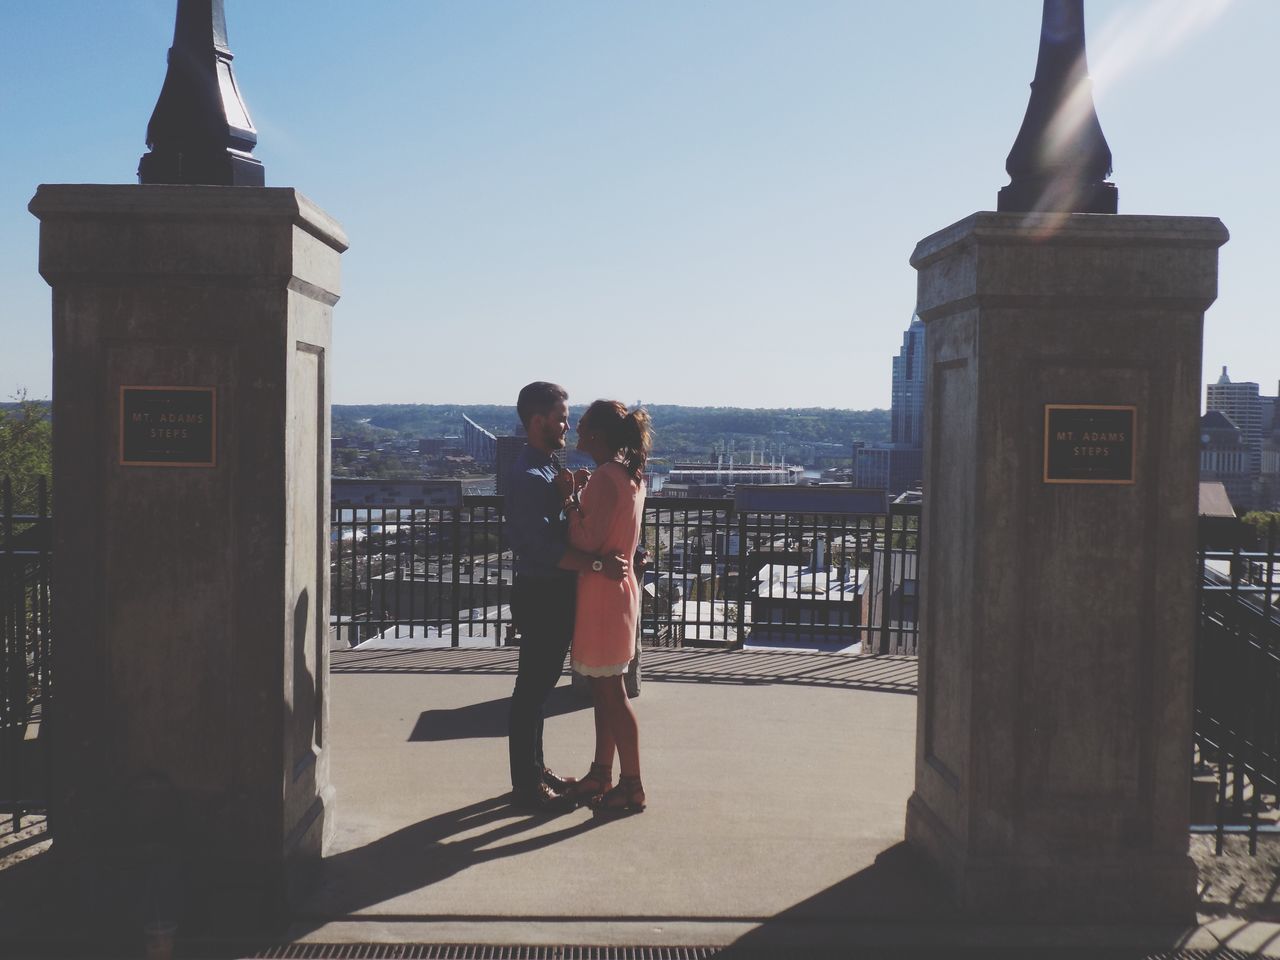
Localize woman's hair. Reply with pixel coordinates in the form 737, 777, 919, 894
580, 400, 653, 482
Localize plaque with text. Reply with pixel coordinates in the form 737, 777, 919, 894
120, 386, 217, 467
1043, 404, 1135, 484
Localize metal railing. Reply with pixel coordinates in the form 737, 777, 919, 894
641, 497, 919, 653
1, 477, 52, 828
1194, 519, 1280, 854
330, 493, 920, 655
331, 496, 511, 649
13, 476, 1270, 853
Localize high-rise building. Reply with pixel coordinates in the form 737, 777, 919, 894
1203, 368, 1280, 510
495, 435, 527, 496
1206, 367, 1263, 479
1199, 411, 1251, 513
853, 316, 926, 495
891, 316, 926, 447
461, 415, 497, 465
852, 445, 923, 495
1260, 442, 1280, 511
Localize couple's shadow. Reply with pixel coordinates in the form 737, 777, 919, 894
295, 791, 605, 925
409, 683, 586, 742
293, 684, 599, 927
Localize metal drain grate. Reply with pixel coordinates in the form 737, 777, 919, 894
246, 948, 722, 960
236, 946, 1266, 960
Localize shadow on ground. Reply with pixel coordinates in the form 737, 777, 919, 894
409, 683, 587, 741
0, 842, 54, 927
1193, 834, 1280, 923
291, 793, 606, 928
335, 647, 921, 696
6, 830, 1280, 958
716, 843, 1220, 959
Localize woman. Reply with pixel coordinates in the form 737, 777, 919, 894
561, 400, 651, 815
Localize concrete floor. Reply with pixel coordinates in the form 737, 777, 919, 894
293, 647, 921, 947
4, 647, 1276, 955
285, 649, 1280, 957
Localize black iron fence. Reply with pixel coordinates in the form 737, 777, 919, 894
1, 477, 52, 828
1194, 519, 1279, 854
330, 494, 921, 655
639, 496, 920, 653
332, 496, 511, 649
6, 475, 1274, 853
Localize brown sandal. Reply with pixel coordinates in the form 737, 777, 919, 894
565, 762, 612, 805
591, 774, 645, 817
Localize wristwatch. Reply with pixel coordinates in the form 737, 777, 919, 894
591, 559, 604, 572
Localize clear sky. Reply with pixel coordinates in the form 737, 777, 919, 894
2, 0, 1276, 409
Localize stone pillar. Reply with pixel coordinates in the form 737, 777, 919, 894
29, 185, 346, 934
905, 212, 1227, 922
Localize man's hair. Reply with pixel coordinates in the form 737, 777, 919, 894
516, 381, 568, 429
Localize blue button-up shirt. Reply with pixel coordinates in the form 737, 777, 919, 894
504, 444, 573, 580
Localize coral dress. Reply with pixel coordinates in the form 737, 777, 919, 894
568, 460, 645, 676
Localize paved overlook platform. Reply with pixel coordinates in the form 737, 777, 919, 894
2, 648, 1278, 957
300, 647, 920, 948
293, 648, 1276, 956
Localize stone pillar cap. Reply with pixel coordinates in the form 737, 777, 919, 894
29, 184, 348, 254
912, 211, 1227, 270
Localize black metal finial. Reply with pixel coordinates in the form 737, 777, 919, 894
997, 0, 1116, 214
138, 0, 264, 186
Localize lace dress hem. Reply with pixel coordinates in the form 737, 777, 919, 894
572, 658, 632, 677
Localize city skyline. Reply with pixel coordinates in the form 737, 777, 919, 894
1201, 364, 1280, 511
2, 1, 1277, 409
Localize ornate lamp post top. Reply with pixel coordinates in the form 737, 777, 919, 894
138, 0, 265, 186
998, 0, 1116, 214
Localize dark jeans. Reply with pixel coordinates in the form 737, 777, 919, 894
508, 574, 576, 792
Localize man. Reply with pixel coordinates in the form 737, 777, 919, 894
504, 382, 629, 810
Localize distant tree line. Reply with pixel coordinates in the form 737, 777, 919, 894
1241, 510, 1280, 540
332, 403, 890, 461
0, 391, 52, 513
334, 404, 518, 441
0, 395, 891, 505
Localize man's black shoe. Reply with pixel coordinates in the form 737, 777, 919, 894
511, 781, 571, 813
542, 767, 578, 792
